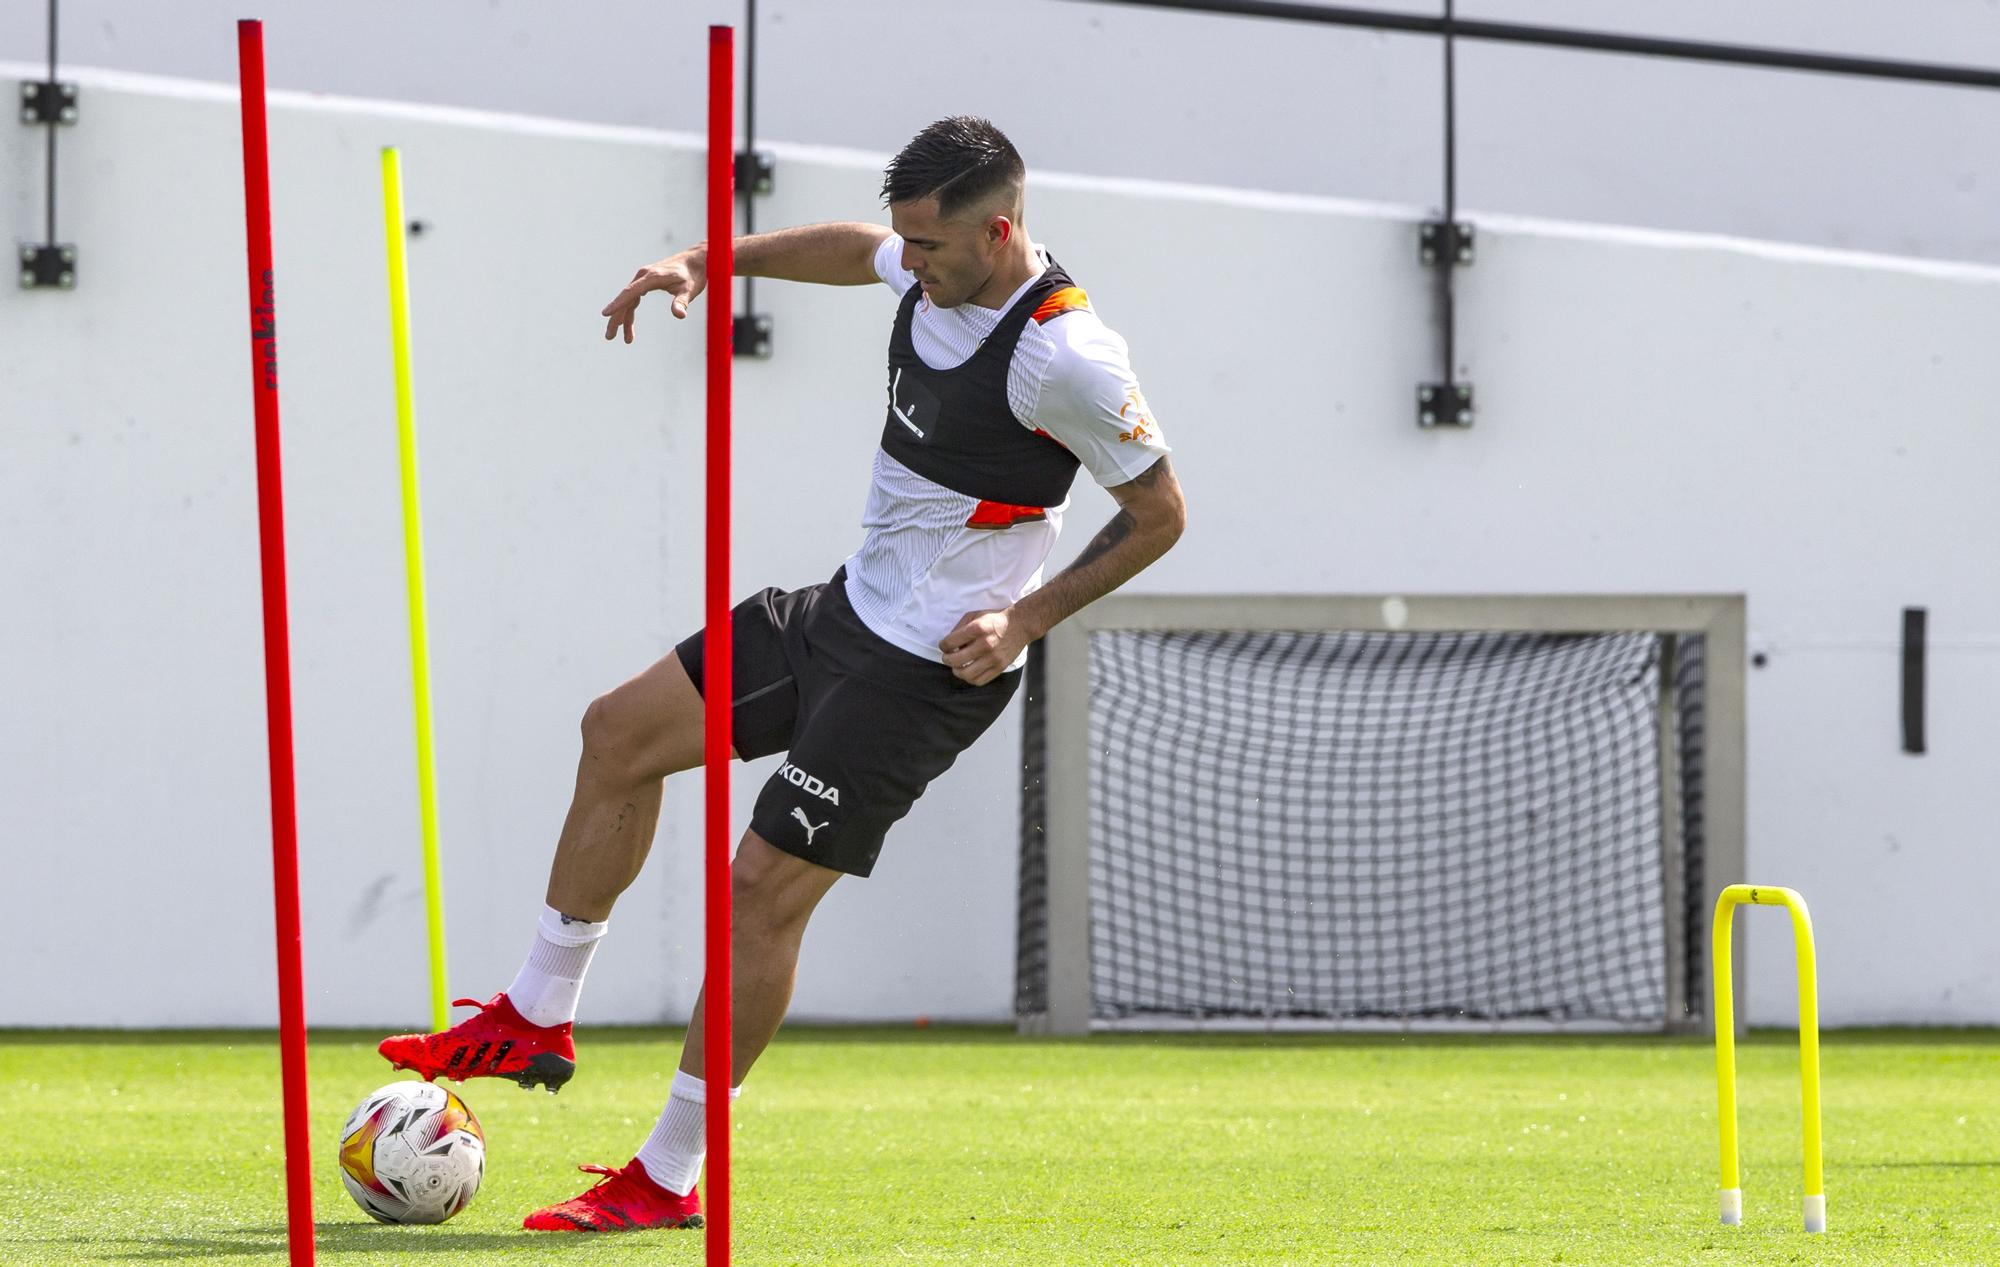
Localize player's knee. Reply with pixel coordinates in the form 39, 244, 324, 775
729, 858, 816, 943
580, 687, 661, 783
729, 868, 785, 940
578, 693, 620, 757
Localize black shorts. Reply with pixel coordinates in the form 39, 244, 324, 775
674, 567, 1022, 877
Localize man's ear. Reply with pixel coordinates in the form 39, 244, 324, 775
989, 215, 1012, 247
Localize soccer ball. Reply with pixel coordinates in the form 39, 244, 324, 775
336, 1080, 486, 1224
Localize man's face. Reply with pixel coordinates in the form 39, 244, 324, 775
889, 195, 1008, 309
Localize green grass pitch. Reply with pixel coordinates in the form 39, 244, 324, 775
1, 1026, 1994, 1264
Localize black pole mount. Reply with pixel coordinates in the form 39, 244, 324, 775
19, 243, 76, 289
1416, 382, 1473, 429
20, 78, 77, 290
22, 0, 76, 291
731, 0, 773, 359
731, 151, 774, 359
1419, 220, 1473, 268
1416, 221, 1473, 428
734, 150, 775, 198
20, 79, 76, 125
1418, 4, 1471, 428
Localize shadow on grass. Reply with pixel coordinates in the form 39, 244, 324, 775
11, 1220, 678, 1261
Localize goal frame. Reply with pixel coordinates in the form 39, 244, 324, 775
1023, 593, 1747, 1037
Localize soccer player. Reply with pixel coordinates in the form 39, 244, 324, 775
377, 116, 1184, 1232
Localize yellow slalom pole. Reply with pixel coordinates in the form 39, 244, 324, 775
382, 146, 450, 1034
1712, 884, 1824, 1234
1713, 893, 1741, 1221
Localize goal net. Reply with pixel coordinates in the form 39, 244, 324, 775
1016, 595, 1744, 1034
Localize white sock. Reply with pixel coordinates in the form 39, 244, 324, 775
504, 904, 607, 1028
634, 1070, 742, 1196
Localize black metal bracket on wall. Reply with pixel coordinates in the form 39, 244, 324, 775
19, 242, 76, 289
19, 1, 77, 290
732, 0, 774, 359
1416, 219, 1474, 425
1417, 223, 1475, 418
1416, 1, 1472, 428
732, 148, 774, 358
1415, 217, 1475, 427
19, 79, 76, 125
1415, 380, 1472, 429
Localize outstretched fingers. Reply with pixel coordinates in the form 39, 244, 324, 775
601, 271, 651, 343
600, 263, 704, 345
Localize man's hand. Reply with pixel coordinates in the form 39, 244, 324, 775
601, 248, 707, 344
939, 608, 1037, 687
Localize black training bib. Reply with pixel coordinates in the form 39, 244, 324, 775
879, 262, 1084, 508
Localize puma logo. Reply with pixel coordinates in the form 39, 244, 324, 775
790, 806, 831, 846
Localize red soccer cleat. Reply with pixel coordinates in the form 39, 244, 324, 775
377, 993, 576, 1093
522, 1161, 704, 1232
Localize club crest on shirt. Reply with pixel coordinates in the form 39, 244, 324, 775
1118, 388, 1157, 445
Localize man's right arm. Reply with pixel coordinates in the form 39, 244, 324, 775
738, 221, 892, 285
601, 221, 891, 343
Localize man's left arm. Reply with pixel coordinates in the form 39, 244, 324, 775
938, 455, 1186, 686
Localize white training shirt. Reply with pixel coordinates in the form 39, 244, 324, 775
842, 234, 1171, 667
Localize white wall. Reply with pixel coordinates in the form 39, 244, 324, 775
5, 1, 1998, 266
3, 69, 1996, 1029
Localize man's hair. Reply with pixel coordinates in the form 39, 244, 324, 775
880, 116, 1025, 220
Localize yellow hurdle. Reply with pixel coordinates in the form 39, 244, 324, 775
1712, 884, 1824, 1234
381, 147, 450, 1034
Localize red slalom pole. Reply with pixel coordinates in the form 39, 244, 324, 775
236, 19, 315, 1267
703, 23, 736, 1267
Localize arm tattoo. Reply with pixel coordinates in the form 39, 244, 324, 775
1067, 509, 1136, 574
1065, 458, 1169, 574
1120, 460, 1168, 491
1017, 456, 1180, 638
